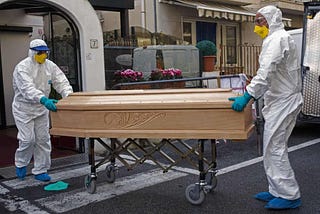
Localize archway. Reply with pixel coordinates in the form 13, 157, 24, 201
0, 0, 105, 167
0, 0, 105, 126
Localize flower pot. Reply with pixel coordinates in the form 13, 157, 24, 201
157, 81, 185, 89
150, 81, 185, 89
120, 84, 151, 90
203, 56, 216, 72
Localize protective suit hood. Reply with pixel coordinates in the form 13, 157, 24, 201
28, 39, 49, 63
258, 5, 284, 35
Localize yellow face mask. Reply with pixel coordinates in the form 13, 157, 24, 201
254, 25, 269, 39
34, 53, 47, 64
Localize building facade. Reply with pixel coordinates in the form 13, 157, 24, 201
101, 0, 304, 75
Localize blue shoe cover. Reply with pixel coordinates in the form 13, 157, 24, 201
265, 197, 301, 209
16, 166, 26, 180
35, 173, 51, 182
254, 192, 276, 202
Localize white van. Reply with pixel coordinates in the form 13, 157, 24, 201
288, 21, 320, 122
132, 45, 200, 79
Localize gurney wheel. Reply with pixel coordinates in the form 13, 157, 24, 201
105, 164, 116, 183
84, 175, 97, 194
206, 174, 218, 192
185, 184, 205, 205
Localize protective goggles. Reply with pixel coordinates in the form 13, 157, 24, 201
254, 17, 266, 25
36, 50, 49, 55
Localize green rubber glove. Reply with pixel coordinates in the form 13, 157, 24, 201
40, 96, 58, 112
44, 181, 69, 191
228, 91, 252, 112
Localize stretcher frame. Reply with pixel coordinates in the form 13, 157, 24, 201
85, 137, 218, 205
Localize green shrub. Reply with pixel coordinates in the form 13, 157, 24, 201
196, 40, 217, 56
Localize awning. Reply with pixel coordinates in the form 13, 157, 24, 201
159, 0, 291, 27
89, 0, 134, 11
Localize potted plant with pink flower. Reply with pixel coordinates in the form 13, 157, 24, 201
113, 69, 147, 89
113, 69, 144, 83
149, 68, 184, 88
149, 68, 183, 80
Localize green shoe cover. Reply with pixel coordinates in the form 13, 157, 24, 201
44, 181, 69, 191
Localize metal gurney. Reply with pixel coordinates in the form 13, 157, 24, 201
50, 88, 254, 205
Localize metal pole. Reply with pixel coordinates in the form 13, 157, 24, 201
255, 99, 264, 156
153, 0, 158, 33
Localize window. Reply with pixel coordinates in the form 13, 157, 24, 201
226, 26, 237, 64
183, 22, 192, 44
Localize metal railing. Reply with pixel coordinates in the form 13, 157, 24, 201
112, 74, 247, 94
219, 44, 262, 77
106, 38, 137, 47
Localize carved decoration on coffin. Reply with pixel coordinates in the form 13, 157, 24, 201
104, 112, 166, 129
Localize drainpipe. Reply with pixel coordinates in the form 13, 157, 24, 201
141, 0, 146, 29
153, 0, 157, 33
120, 9, 129, 38
153, 0, 158, 44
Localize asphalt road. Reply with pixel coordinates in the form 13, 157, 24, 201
0, 122, 319, 214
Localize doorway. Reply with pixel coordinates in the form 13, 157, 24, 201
0, 8, 81, 130
196, 21, 217, 44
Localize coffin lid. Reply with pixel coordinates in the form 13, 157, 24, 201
56, 88, 237, 110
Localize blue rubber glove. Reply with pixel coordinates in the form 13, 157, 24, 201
228, 91, 252, 112
40, 96, 58, 112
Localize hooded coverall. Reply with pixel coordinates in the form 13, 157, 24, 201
246, 6, 303, 200
12, 39, 73, 175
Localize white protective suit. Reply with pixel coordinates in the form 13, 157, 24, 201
246, 6, 303, 200
12, 39, 73, 175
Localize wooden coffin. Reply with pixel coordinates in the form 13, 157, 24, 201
50, 88, 254, 140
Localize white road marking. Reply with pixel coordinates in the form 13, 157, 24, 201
1, 199, 49, 214
288, 138, 320, 152
36, 169, 187, 213
163, 138, 320, 176
0, 159, 134, 214
3, 159, 133, 189
0, 185, 9, 194
0, 184, 48, 213
104, 137, 320, 177
1, 138, 319, 213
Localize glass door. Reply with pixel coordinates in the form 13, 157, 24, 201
220, 24, 242, 74
44, 12, 81, 95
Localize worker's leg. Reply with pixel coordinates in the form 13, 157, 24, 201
32, 113, 51, 181
15, 118, 35, 179
263, 108, 301, 209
